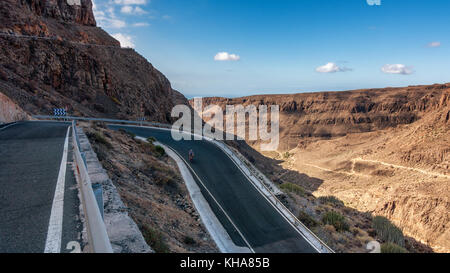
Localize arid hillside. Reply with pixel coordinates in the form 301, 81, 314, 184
198, 84, 450, 252
0, 0, 186, 123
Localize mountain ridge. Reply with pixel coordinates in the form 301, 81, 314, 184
0, 0, 187, 123
198, 83, 450, 145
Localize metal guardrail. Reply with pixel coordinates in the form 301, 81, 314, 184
71, 121, 113, 253
33, 115, 170, 128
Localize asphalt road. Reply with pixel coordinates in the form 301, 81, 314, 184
0, 121, 82, 253
110, 125, 318, 253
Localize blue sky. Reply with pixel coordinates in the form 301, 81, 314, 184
93, 0, 449, 98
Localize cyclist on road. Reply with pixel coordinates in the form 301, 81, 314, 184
188, 149, 195, 162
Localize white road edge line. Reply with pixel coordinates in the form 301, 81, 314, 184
44, 126, 70, 253
0, 122, 18, 131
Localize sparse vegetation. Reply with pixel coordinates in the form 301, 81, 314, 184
322, 211, 349, 232
298, 210, 318, 229
283, 152, 292, 159
119, 128, 136, 138
147, 137, 156, 143
141, 159, 179, 190
0, 68, 8, 80
140, 225, 170, 253
91, 121, 107, 129
183, 236, 196, 245
111, 96, 122, 105
154, 145, 166, 157
87, 131, 112, 149
372, 216, 405, 247
140, 142, 165, 158
280, 182, 305, 196
318, 196, 345, 207
154, 173, 179, 190
381, 242, 408, 253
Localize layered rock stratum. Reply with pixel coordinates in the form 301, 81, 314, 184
200, 84, 450, 146
0, 0, 186, 123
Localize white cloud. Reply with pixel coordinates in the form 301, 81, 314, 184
109, 18, 126, 28
214, 52, 240, 61
92, 0, 104, 18
427, 41, 441, 48
315, 62, 352, 73
112, 33, 135, 48
162, 15, 172, 20
121, 5, 147, 15
381, 64, 414, 75
93, 9, 105, 18
120, 5, 133, 13
93, 3, 127, 28
132, 22, 150, 27
114, 0, 147, 5
134, 7, 147, 14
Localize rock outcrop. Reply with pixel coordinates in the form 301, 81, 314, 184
0, 92, 31, 123
0, 0, 187, 123
20, 0, 96, 26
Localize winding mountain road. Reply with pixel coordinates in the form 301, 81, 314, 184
109, 125, 319, 253
0, 119, 325, 253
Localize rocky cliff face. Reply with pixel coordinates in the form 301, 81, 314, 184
0, 0, 187, 123
0, 92, 31, 123
20, 0, 96, 26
